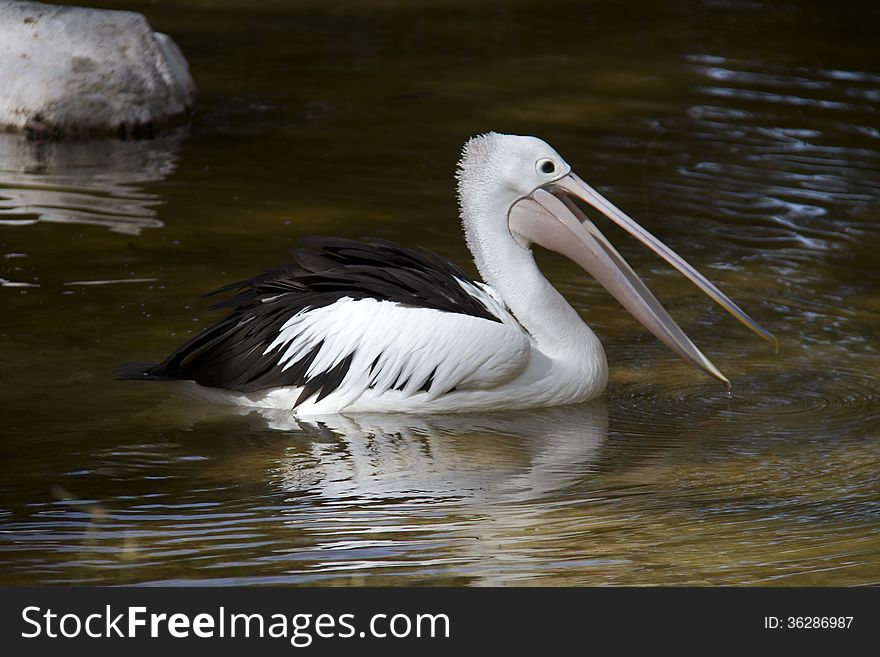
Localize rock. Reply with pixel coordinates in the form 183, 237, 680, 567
0, 1, 196, 139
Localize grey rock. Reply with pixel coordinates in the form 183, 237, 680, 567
0, 0, 196, 139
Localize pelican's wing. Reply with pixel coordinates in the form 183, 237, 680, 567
116, 237, 530, 409
262, 295, 530, 407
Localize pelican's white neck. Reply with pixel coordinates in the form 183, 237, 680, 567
458, 180, 604, 367
453, 132, 608, 400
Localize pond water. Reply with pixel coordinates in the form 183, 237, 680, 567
1, 0, 879, 585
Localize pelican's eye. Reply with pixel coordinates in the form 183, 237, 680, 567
537, 158, 556, 175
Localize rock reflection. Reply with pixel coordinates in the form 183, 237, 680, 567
0, 131, 184, 235
252, 402, 608, 504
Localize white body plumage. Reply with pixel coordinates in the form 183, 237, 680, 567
193, 279, 607, 415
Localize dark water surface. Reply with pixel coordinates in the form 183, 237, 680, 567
1, 0, 879, 585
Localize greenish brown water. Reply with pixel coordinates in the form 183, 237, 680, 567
1, 0, 879, 585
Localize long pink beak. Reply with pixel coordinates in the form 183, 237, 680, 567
508, 172, 776, 386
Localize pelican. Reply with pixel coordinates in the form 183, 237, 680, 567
117, 133, 774, 414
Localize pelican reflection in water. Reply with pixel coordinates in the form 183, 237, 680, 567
251, 401, 608, 503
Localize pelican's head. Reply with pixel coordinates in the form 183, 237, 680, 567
457, 132, 776, 386
457, 133, 573, 202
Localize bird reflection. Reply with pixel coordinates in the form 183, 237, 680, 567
122, 396, 610, 584
244, 401, 608, 504
0, 131, 184, 235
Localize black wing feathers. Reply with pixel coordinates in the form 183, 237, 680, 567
115, 237, 501, 403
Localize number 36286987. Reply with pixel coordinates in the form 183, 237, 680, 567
764, 617, 853, 629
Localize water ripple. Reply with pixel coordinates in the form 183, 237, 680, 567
609, 363, 880, 439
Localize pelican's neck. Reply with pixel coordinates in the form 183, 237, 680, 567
460, 194, 601, 362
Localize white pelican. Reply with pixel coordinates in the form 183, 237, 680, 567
117, 133, 774, 414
